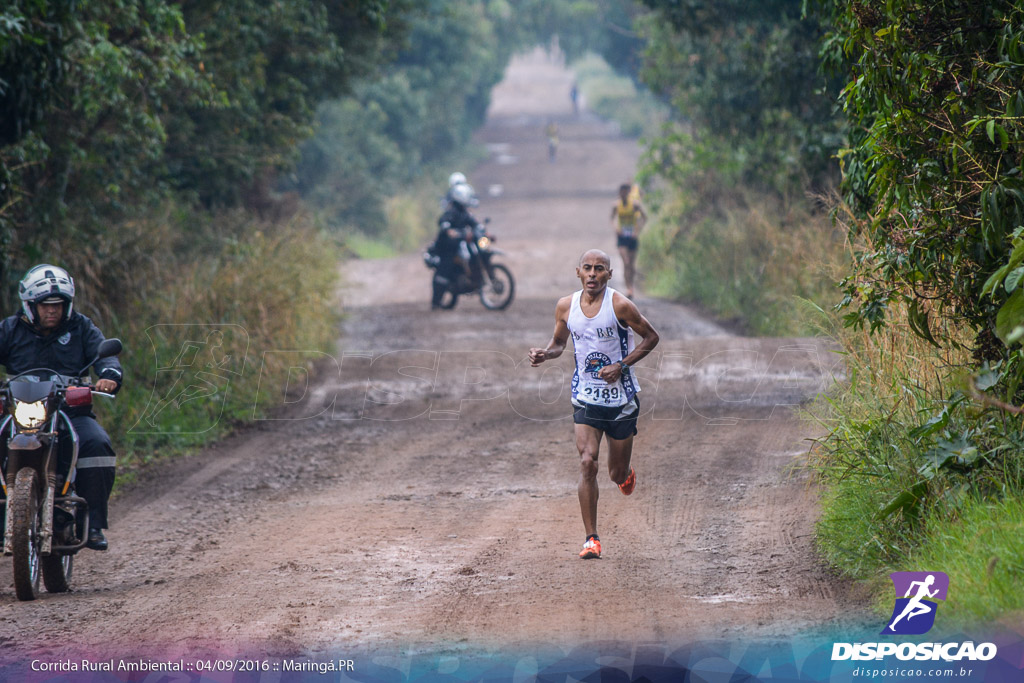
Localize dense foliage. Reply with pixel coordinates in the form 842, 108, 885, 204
809, 0, 1024, 621
0, 0, 627, 275
0, 0, 403, 312
292, 0, 648, 233
610, 0, 846, 336
1, 1, 208, 293
823, 1, 1024, 365
640, 0, 844, 198
0, 0, 620, 459
293, 0, 513, 232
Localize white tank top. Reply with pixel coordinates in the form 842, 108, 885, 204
567, 287, 639, 407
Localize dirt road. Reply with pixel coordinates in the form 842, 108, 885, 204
0, 49, 870, 672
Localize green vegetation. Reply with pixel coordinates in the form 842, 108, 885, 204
7, 0, 1023, 624
292, 1, 514, 238
640, 195, 843, 335
639, 0, 844, 196
808, 0, 1024, 622
104, 214, 342, 469
571, 54, 668, 139
0, 0, 624, 473
908, 495, 1024, 623
809, 302, 1024, 621
614, 0, 846, 335
0, 0, 393, 469
592, 0, 1024, 623
0, 0, 400, 292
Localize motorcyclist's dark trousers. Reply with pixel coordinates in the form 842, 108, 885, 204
70, 415, 116, 530
432, 259, 462, 307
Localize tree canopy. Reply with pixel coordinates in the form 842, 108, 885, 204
0, 0, 407, 300
822, 1, 1024, 363
639, 0, 844, 197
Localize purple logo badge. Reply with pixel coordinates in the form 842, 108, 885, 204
881, 571, 949, 635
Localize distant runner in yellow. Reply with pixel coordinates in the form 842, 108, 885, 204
610, 183, 647, 298
545, 120, 559, 162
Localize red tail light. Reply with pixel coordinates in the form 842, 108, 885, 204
65, 386, 93, 407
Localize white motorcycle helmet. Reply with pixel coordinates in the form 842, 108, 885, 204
448, 171, 467, 188
450, 182, 477, 208
19, 263, 75, 324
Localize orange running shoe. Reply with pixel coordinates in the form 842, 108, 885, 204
619, 467, 636, 496
579, 537, 601, 559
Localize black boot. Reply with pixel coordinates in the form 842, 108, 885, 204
431, 274, 450, 309
87, 528, 108, 551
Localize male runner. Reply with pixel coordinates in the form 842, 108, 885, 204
529, 249, 660, 559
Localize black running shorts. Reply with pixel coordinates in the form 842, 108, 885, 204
572, 398, 639, 440
616, 235, 638, 251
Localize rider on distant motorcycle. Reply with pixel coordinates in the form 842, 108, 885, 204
432, 183, 481, 309
442, 172, 479, 209
0, 264, 122, 551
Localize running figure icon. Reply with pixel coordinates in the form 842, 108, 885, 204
888, 574, 938, 631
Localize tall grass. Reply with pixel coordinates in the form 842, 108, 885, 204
571, 54, 669, 139
640, 191, 845, 336
52, 208, 341, 472
338, 150, 489, 259
639, 168, 1024, 621
807, 299, 1024, 624
906, 495, 1024, 624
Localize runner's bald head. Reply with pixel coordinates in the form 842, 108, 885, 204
579, 249, 611, 268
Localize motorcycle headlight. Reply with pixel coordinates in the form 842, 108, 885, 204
13, 399, 47, 429
477, 236, 490, 249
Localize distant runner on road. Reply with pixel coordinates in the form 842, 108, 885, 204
545, 120, 559, 162
610, 183, 647, 298
528, 249, 660, 559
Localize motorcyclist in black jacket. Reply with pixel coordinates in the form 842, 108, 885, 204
432, 183, 480, 309
0, 264, 122, 550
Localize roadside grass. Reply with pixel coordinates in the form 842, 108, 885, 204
571, 53, 668, 139
343, 231, 397, 260
339, 148, 490, 259
90, 148, 487, 486
806, 301, 1024, 623
64, 208, 341, 477
639, 191, 844, 336
906, 494, 1024, 624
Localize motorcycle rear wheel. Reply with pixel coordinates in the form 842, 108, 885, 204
11, 468, 42, 601
479, 264, 515, 310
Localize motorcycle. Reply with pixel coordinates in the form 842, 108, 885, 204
424, 218, 515, 310
0, 337, 122, 600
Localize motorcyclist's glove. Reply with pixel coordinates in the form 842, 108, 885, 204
98, 367, 123, 394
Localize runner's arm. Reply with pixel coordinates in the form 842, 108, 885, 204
598, 292, 660, 382
529, 296, 572, 366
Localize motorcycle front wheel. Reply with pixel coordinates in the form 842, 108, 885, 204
479, 264, 515, 310
10, 468, 43, 601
